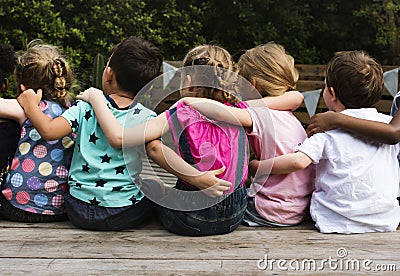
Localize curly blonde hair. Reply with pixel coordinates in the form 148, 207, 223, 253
14, 40, 74, 108
182, 44, 240, 105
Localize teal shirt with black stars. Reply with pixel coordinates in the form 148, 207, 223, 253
61, 95, 156, 207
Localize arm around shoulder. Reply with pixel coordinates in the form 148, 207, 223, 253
17, 88, 72, 140
255, 151, 313, 176
308, 111, 400, 144
246, 91, 304, 111
181, 96, 252, 127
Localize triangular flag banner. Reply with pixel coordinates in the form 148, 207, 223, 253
303, 89, 322, 117
163, 62, 178, 89
384, 68, 399, 97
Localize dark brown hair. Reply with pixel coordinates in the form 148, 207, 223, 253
325, 50, 383, 108
108, 36, 163, 96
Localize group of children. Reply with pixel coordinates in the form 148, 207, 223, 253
0, 36, 399, 235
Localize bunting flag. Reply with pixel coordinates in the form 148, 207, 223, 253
163, 62, 178, 89
383, 68, 399, 97
302, 89, 322, 117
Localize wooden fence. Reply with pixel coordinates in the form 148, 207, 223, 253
156, 62, 399, 126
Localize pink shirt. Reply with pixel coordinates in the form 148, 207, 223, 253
247, 107, 314, 224
166, 101, 248, 193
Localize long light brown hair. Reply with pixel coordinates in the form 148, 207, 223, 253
238, 42, 298, 97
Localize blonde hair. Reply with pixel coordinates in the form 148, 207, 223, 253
14, 40, 74, 108
238, 42, 298, 97
182, 44, 240, 105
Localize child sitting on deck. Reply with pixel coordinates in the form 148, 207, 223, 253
17, 37, 229, 230
181, 42, 314, 227
0, 41, 75, 222
73, 44, 251, 236
251, 50, 400, 234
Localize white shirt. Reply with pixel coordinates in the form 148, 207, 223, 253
298, 108, 400, 234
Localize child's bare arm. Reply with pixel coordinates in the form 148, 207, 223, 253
251, 151, 312, 175
246, 91, 304, 111
307, 111, 400, 144
77, 87, 168, 148
181, 97, 252, 127
145, 140, 232, 197
17, 88, 72, 140
0, 98, 25, 125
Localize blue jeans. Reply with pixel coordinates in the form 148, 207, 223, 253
64, 192, 155, 231
0, 193, 68, 222
157, 185, 247, 236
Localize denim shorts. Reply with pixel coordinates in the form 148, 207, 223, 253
64, 192, 155, 231
157, 185, 247, 236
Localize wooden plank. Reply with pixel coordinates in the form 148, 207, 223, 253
295, 64, 326, 79
2, 258, 397, 275
141, 158, 178, 187
297, 80, 324, 92
0, 224, 399, 260
0, 220, 398, 275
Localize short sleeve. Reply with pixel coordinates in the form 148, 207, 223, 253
246, 107, 268, 136
296, 133, 328, 164
61, 101, 85, 133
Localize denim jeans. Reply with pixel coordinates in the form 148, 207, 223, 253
64, 192, 155, 231
157, 185, 247, 236
0, 193, 68, 222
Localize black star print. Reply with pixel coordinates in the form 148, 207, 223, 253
90, 197, 100, 205
133, 108, 142, 115
70, 119, 79, 130
112, 186, 123, 192
82, 163, 90, 173
89, 132, 99, 144
68, 175, 75, 182
76, 183, 82, 188
77, 144, 81, 153
84, 110, 92, 121
100, 154, 112, 163
129, 195, 137, 204
95, 179, 107, 187
115, 166, 125, 175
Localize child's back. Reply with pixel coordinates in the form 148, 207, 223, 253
247, 107, 313, 224
167, 100, 248, 194
158, 45, 249, 235
17, 36, 164, 230
239, 43, 314, 225
0, 42, 75, 222
296, 51, 400, 233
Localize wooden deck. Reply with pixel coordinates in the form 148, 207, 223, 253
1, 157, 399, 275
0, 218, 399, 275
1, 161, 399, 275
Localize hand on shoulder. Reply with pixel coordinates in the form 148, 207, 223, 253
17, 84, 42, 109
76, 87, 104, 104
